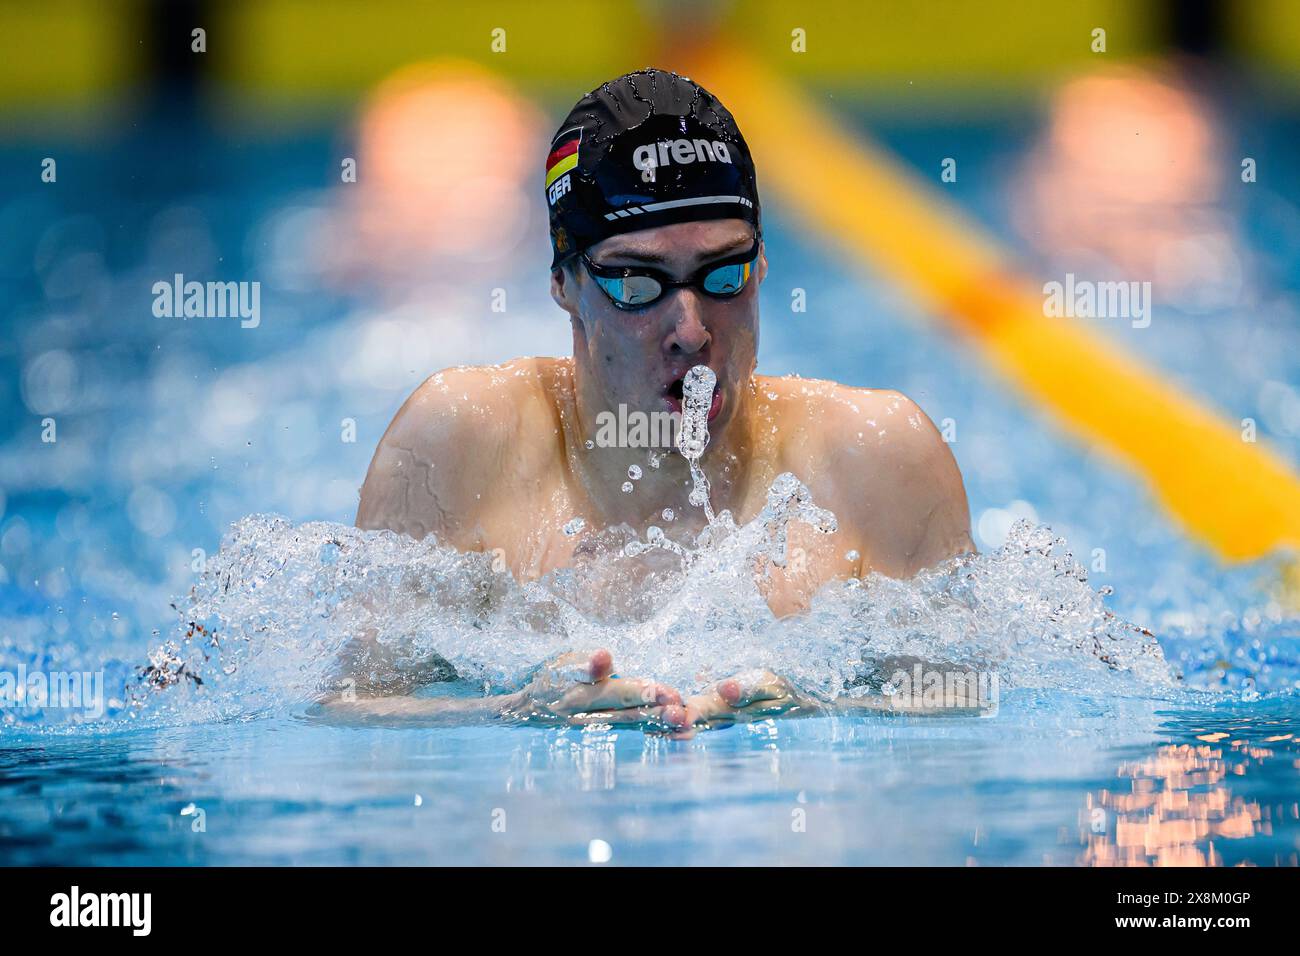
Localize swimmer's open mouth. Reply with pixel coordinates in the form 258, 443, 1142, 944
663, 372, 724, 422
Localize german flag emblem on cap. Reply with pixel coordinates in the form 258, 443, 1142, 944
545, 127, 581, 188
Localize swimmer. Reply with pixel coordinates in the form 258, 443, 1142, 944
333, 69, 975, 733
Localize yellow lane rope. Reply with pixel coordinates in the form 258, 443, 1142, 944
686, 42, 1300, 562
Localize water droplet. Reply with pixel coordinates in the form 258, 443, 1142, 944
628, 465, 642, 480
563, 517, 586, 536
622, 482, 634, 494
661, 508, 674, 522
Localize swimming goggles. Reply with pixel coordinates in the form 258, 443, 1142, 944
581, 234, 760, 311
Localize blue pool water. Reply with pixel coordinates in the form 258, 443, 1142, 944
2, 693, 1298, 866
2, 98, 1299, 865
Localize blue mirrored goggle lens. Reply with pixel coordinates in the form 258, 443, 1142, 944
589, 248, 756, 307
594, 274, 662, 306
701, 260, 752, 296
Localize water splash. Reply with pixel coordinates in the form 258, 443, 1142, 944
675, 364, 716, 522
96, 502, 1189, 733
23, 364, 1238, 730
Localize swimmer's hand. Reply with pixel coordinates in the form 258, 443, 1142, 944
684, 669, 822, 730
500, 649, 690, 734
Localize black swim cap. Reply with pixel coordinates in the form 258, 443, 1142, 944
545, 68, 761, 270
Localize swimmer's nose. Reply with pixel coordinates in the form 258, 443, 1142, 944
662, 293, 711, 357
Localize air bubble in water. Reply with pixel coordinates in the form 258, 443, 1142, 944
628, 465, 642, 480
622, 481, 634, 494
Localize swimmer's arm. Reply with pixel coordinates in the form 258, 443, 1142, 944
309, 693, 517, 727
355, 366, 518, 544
832, 691, 991, 717
331, 627, 459, 698
681, 688, 987, 728
823, 390, 975, 577
312, 650, 690, 732
901, 425, 976, 575
684, 670, 991, 728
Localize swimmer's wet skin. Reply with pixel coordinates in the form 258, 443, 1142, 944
336, 69, 976, 735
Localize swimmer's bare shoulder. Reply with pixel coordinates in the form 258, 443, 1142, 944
356, 357, 567, 545
760, 375, 975, 576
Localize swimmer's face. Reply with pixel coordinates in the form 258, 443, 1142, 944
551, 218, 764, 434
